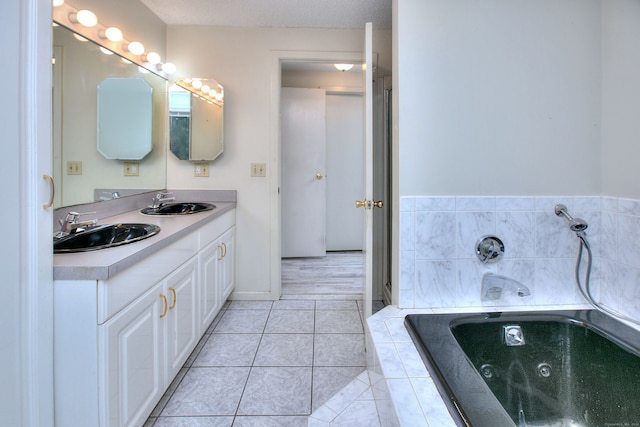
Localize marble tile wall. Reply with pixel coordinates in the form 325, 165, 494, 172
399, 195, 640, 318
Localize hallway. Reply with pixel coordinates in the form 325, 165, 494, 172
281, 251, 364, 300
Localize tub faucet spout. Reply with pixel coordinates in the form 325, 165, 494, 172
482, 273, 530, 301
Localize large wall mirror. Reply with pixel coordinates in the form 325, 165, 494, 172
52, 24, 167, 208
169, 79, 224, 161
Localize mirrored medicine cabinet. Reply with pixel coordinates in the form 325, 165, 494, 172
169, 79, 224, 161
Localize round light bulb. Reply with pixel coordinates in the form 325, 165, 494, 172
191, 79, 203, 89
334, 63, 354, 72
144, 52, 161, 65
201, 84, 211, 93
52, 0, 64, 7
121, 58, 132, 65
104, 27, 123, 42
209, 89, 217, 97
75, 10, 98, 27
127, 41, 145, 56
72, 33, 88, 42
99, 47, 113, 55
161, 62, 176, 74
215, 93, 223, 101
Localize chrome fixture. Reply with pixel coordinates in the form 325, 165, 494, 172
476, 235, 505, 263
554, 203, 640, 326
554, 204, 589, 240
503, 325, 525, 346
537, 362, 552, 378
150, 192, 175, 209
99, 191, 120, 201
480, 364, 495, 379
55, 211, 98, 238
481, 273, 530, 301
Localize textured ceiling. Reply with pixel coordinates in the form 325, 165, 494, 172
140, 0, 392, 30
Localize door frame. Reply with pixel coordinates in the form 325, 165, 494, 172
269, 50, 363, 300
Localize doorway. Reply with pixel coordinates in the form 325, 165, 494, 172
279, 61, 365, 301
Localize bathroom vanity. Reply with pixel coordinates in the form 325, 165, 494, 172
53, 192, 235, 427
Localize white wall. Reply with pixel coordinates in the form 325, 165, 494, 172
395, 0, 640, 323
601, 0, 640, 199
396, 0, 602, 197
166, 26, 391, 298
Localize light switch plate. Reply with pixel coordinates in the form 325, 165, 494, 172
124, 161, 139, 176
194, 162, 209, 177
251, 163, 266, 177
67, 161, 82, 175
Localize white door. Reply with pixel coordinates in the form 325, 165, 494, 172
360, 23, 375, 318
326, 94, 364, 251
281, 87, 327, 258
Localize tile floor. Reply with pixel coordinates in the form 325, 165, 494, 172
144, 299, 376, 427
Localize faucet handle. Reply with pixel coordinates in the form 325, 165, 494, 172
64, 211, 96, 222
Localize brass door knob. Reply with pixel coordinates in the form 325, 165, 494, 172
373, 201, 384, 208
355, 199, 367, 208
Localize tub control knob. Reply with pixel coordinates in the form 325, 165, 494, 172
476, 235, 505, 264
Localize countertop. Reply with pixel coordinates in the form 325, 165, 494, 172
53, 191, 236, 281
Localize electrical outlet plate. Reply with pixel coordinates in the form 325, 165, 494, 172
251, 163, 266, 177
67, 161, 82, 175
194, 162, 209, 177
124, 161, 139, 176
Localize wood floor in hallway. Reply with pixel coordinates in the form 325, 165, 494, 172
281, 251, 363, 300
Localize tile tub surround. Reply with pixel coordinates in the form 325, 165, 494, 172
145, 299, 371, 427
400, 195, 640, 322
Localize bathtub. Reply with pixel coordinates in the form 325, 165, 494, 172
404, 310, 640, 427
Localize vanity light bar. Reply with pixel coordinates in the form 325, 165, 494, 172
52, 0, 176, 78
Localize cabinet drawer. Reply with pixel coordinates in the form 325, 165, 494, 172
199, 209, 235, 249
97, 232, 198, 324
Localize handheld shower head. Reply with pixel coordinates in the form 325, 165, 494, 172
569, 218, 588, 232
554, 204, 588, 232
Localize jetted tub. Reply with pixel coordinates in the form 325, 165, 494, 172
404, 310, 640, 427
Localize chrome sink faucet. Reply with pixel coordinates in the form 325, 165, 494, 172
55, 211, 98, 238
150, 192, 175, 209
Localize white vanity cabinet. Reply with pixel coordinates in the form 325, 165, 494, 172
199, 224, 236, 331
54, 208, 235, 427
101, 256, 200, 427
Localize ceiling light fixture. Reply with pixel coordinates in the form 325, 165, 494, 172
334, 63, 354, 72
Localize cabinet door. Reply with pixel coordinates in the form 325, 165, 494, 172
219, 226, 236, 301
100, 281, 164, 427
165, 256, 199, 379
199, 240, 221, 332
